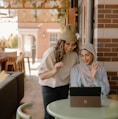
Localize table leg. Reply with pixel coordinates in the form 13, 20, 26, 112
27, 57, 31, 74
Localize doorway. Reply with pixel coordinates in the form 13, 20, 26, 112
18, 28, 39, 60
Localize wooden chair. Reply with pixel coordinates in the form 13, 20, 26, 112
0, 51, 7, 71
16, 52, 25, 73
5, 52, 17, 71
16, 51, 31, 75
16, 103, 32, 119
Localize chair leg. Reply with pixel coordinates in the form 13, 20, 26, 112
5, 64, 8, 71
13, 64, 17, 71
5, 64, 16, 71
27, 57, 31, 74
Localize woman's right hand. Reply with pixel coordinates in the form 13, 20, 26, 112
39, 61, 64, 80
54, 61, 64, 71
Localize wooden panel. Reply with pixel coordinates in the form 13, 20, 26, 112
67, 8, 76, 25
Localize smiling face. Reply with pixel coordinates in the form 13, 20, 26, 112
63, 41, 76, 53
80, 49, 94, 65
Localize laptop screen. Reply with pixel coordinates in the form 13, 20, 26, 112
70, 87, 101, 96
69, 87, 101, 107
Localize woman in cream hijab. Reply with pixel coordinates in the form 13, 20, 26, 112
70, 43, 110, 96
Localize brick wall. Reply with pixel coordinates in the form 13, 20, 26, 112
94, 1, 118, 94
107, 71, 118, 94
98, 4, 118, 29
97, 38, 118, 61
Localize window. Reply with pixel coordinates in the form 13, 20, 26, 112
49, 33, 58, 47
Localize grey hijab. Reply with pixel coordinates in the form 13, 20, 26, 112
79, 43, 98, 86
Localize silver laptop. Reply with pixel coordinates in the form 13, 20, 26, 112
70, 87, 101, 107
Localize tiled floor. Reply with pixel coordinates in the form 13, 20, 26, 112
12, 58, 44, 119
24, 58, 41, 76
12, 75, 44, 119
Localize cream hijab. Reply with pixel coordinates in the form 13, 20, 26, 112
79, 43, 98, 86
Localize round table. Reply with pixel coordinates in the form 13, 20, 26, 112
47, 98, 118, 119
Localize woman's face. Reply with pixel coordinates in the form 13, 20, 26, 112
63, 41, 76, 53
80, 49, 94, 65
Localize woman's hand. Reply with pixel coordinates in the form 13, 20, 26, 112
89, 62, 98, 81
39, 61, 63, 80
54, 61, 64, 72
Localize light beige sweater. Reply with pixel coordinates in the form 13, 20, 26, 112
38, 47, 78, 88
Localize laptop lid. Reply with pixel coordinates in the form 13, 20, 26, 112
70, 87, 101, 107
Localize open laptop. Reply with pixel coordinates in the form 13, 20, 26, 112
70, 87, 101, 107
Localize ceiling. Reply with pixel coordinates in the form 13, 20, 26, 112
0, 0, 69, 23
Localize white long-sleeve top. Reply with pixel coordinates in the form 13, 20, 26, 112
70, 64, 110, 96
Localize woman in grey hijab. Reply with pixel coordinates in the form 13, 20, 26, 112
70, 43, 110, 96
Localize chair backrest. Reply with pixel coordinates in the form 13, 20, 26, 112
16, 52, 25, 72
5, 51, 17, 57
0, 51, 5, 58
16, 52, 24, 64
16, 103, 32, 119
5, 52, 17, 62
